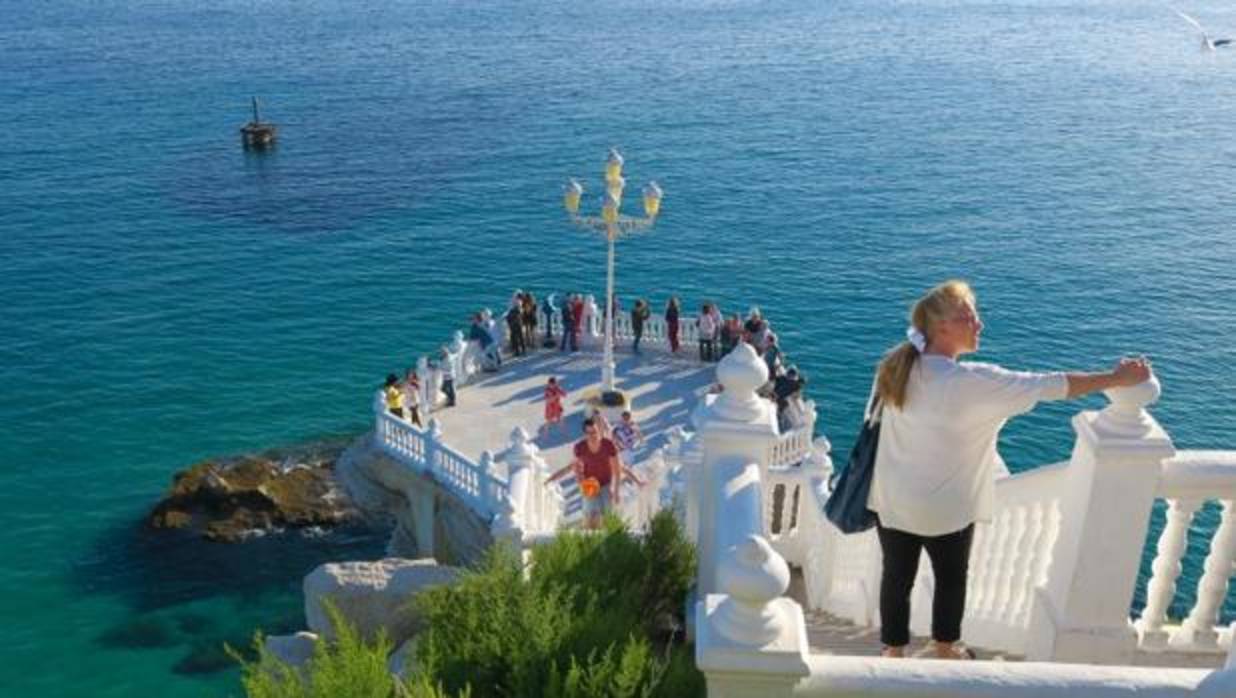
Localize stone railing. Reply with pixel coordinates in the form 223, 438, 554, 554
373, 393, 561, 541
538, 299, 719, 358
1138, 450, 1236, 653
767, 401, 818, 468
694, 347, 1236, 696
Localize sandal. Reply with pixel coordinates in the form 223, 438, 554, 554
929, 641, 976, 660
880, 645, 906, 658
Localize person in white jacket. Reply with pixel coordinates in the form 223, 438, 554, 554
866, 279, 1150, 659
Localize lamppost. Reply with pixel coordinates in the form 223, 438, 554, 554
563, 148, 663, 405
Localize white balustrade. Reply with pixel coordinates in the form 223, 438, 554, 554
1148, 450, 1236, 653
1139, 497, 1205, 648
767, 401, 817, 468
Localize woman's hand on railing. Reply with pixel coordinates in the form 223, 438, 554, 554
1112, 356, 1151, 387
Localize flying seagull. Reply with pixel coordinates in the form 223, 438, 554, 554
1174, 8, 1233, 50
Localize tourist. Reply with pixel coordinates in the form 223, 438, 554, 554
698, 303, 717, 361
542, 293, 558, 348
781, 391, 808, 431
383, 374, 405, 419
774, 366, 806, 433
541, 376, 568, 437
866, 279, 1151, 660
469, 313, 496, 371
584, 295, 598, 345
521, 292, 538, 351
544, 417, 622, 530
665, 297, 681, 353
721, 314, 743, 356
402, 368, 423, 427
763, 333, 783, 377
438, 346, 457, 407
708, 303, 723, 360
744, 307, 768, 348
589, 407, 612, 439
560, 294, 578, 352
505, 302, 525, 357
573, 295, 587, 349
612, 410, 645, 456
483, 309, 503, 368
631, 299, 650, 354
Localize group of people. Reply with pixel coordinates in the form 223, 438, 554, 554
382, 370, 424, 427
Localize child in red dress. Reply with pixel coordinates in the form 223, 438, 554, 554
541, 377, 567, 436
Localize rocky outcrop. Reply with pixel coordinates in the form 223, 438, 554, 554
148, 446, 358, 542
303, 558, 460, 646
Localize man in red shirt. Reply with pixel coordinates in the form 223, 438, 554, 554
545, 417, 622, 529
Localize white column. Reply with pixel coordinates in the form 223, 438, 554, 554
694, 346, 808, 696
1025, 374, 1175, 663
1174, 499, 1236, 649
1137, 497, 1202, 648
602, 230, 617, 392
496, 427, 538, 542
696, 343, 779, 596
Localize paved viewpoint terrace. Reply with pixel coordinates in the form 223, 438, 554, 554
431, 350, 716, 472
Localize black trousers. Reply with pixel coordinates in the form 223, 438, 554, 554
877, 522, 975, 647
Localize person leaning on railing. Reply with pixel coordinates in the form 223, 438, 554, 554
383, 374, 405, 418
865, 279, 1150, 660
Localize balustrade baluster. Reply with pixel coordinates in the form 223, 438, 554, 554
994, 506, 1029, 623
1010, 501, 1046, 625
980, 512, 1013, 617
1175, 499, 1236, 649
965, 525, 990, 614
1139, 498, 1202, 647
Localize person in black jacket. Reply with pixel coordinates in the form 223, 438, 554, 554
631, 299, 651, 354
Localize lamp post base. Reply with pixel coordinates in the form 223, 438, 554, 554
598, 389, 627, 408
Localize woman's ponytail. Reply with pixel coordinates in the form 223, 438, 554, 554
876, 342, 919, 409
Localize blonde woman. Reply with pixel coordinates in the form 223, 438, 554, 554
866, 280, 1149, 659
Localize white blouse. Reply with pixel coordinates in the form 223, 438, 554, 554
866, 355, 1068, 537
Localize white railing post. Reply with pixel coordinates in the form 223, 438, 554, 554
694, 343, 808, 696
1137, 497, 1203, 648
1175, 498, 1236, 649
585, 294, 600, 346
1025, 374, 1175, 663
696, 343, 779, 596
425, 418, 443, 478
499, 427, 539, 539
478, 450, 501, 519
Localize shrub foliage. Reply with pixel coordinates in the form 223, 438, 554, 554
238, 510, 702, 698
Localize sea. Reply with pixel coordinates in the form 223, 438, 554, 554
2, 0, 1234, 695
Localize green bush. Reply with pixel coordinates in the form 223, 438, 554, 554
412, 510, 701, 698
233, 603, 397, 698
237, 510, 702, 698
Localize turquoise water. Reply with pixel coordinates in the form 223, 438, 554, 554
3, 0, 1236, 694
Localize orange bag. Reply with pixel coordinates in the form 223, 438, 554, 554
580, 477, 601, 499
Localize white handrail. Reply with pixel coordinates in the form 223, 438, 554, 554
1139, 450, 1236, 652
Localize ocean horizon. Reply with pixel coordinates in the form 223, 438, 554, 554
2, 0, 1234, 695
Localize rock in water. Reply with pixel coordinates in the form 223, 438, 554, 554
148, 446, 358, 542
302, 558, 460, 645
264, 632, 319, 670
